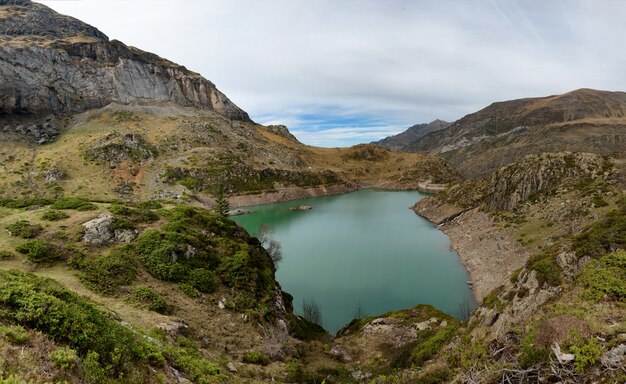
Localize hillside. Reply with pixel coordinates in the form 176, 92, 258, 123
372, 119, 450, 151
0, 1, 624, 384
377, 89, 626, 178
0, 1, 460, 206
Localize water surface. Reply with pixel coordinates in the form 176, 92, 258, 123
232, 189, 476, 333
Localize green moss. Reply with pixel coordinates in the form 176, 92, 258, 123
482, 286, 507, 311
125, 286, 169, 314
5, 220, 42, 239
0, 251, 15, 260
15, 240, 60, 263
242, 351, 269, 366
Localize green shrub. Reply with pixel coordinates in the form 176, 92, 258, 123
574, 204, 626, 259
109, 204, 159, 224
179, 283, 199, 298
242, 351, 269, 366
78, 247, 137, 295
570, 338, 603, 372
125, 286, 169, 314
0, 198, 53, 209
42, 209, 70, 221
51, 197, 95, 210
49, 346, 78, 369
579, 251, 626, 302
0, 270, 162, 380
519, 327, 550, 368
136, 201, 163, 210
591, 194, 609, 208
0, 250, 15, 260
410, 324, 458, 366
15, 240, 60, 263
5, 220, 42, 239
164, 343, 222, 383
531, 256, 562, 287
111, 216, 137, 231
0, 324, 30, 344
188, 268, 216, 293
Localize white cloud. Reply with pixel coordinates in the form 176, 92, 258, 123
40, 0, 626, 146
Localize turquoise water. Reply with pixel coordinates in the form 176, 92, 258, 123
232, 189, 476, 333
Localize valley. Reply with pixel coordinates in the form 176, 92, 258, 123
0, 1, 624, 383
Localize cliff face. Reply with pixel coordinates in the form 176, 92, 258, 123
0, 1, 250, 142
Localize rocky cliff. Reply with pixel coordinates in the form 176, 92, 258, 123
0, 0, 250, 142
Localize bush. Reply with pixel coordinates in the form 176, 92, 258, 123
410, 324, 458, 366
0, 270, 162, 380
570, 338, 603, 372
51, 197, 95, 210
5, 220, 42, 239
579, 251, 626, 302
78, 247, 137, 295
42, 209, 70, 221
109, 204, 159, 224
520, 327, 550, 368
242, 351, 269, 365
0, 250, 15, 260
188, 268, 217, 293
125, 286, 169, 314
49, 346, 78, 369
574, 204, 626, 258
531, 256, 562, 287
0, 198, 53, 209
0, 324, 30, 344
136, 201, 163, 210
15, 240, 60, 263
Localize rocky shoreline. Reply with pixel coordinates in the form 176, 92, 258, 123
412, 198, 530, 302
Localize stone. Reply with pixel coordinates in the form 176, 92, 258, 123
325, 346, 352, 362
601, 344, 626, 368
157, 320, 188, 338
552, 343, 575, 364
289, 205, 312, 211
227, 362, 238, 373
82, 214, 115, 245
226, 209, 253, 216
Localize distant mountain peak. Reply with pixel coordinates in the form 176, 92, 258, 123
373, 119, 450, 151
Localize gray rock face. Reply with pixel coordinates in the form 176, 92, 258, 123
82, 214, 115, 245
484, 152, 609, 211
82, 213, 136, 245
0, 1, 108, 40
0, 1, 250, 141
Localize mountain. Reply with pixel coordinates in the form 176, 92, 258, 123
0, 0, 249, 143
373, 119, 450, 151
377, 88, 626, 178
0, 1, 460, 203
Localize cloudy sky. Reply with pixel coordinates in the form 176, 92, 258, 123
41, 0, 626, 147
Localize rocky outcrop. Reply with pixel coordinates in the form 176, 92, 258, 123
266, 125, 299, 141
82, 214, 136, 245
0, 1, 108, 40
0, 1, 250, 142
484, 152, 611, 211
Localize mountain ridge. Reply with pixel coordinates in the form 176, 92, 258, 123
375, 88, 626, 178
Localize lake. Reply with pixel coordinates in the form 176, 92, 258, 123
231, 189, 476, 333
